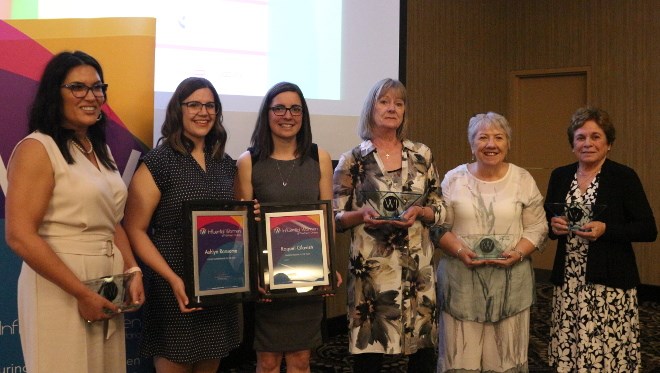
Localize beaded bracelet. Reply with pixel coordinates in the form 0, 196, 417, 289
512, 248, 524, 262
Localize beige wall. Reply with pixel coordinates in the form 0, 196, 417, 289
405, 0, 660, 285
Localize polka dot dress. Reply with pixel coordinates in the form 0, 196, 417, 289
139, 144, 240, 363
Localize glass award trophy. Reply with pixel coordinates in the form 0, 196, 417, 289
83, 272, 141, 313
360, 191, 423, 220
545, 203, 607, 231
460, 234, 513, 259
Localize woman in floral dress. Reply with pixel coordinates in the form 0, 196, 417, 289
333, 78, 445, 373
545, 107, 657, 372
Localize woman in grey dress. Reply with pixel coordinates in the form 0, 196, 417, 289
235, 82, 337, 373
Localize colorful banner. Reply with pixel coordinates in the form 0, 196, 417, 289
0, 18, 155, 372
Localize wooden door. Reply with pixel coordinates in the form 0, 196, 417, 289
508, 68, 590, 269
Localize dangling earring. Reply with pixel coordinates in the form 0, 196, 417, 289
96, 112, 103, 122
471, 153, 475, 161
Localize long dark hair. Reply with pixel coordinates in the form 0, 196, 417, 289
249, 82, 312, 163
159, 77, 227, 159
28, 50, 116, 170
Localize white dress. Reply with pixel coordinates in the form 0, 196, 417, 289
13, 132, 128, 373
436, 163, 548, 372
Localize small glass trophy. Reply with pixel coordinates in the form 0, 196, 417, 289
460, 234, 513, 259
360, 191, 423, 220
83, 272, 141, 313
545, 203, 607, 231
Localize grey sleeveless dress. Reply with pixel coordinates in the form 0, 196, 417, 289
251, 154, 325, 352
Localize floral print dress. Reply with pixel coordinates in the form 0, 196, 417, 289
333, 139, 445, 355
548, 173, 641, 372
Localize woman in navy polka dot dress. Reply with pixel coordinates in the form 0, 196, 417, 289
124, 77, 239, 373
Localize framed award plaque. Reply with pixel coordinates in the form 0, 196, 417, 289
258, 200, 336, 298
182, 200, 259, 307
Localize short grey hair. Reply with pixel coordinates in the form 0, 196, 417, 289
467, 112, 512, 149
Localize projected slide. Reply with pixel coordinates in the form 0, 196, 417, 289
21, 0, 341, 99
7, 0, 400, 157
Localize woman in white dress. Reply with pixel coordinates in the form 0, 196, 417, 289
5, 51, 144, 373
435, 112, 547, 372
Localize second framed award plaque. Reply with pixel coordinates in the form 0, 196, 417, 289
182, 200, 259, 307
258, 200, 336, 298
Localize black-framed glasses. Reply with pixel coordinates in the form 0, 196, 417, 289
270, 105, 303, 116
61, 83, 108, 98
181, 101, 220, 114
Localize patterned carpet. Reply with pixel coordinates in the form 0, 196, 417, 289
220, 282, 660, 372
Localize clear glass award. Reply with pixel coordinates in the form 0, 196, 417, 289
460, 234, 514, 259
360, 191, 423, 220
545, 203, 607, 231
83, 272, 141, 313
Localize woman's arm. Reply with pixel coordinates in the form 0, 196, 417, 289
114, 223, 139, 270
493, 170, 548, 267
234, 151, 254, 200
604, 166, 657, 243
124, 163, 199, 312
393, 145, 446, 228
519, 172, 549, 253
416, 153, 446, 225
318, 147, 343, 288
318, 148, 333, 201
420, 147, 446, 225
437, 230, 485, 268
331, 151, 378, 231
5, 139, 119, 320
113, 223, 144, 308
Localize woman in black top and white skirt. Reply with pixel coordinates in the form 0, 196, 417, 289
545, 107, 657, 372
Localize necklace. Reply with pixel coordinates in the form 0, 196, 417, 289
275, 159, 296, 187
577, 167, 600, 177
71, 137, 94, 155
375, 142, 400, 160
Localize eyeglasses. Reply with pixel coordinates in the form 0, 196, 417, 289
270, 105, 303, 116
61, 83, 108, 98
181, 101, 220, 114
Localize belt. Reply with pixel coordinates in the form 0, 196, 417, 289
46, 237, 115, 256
